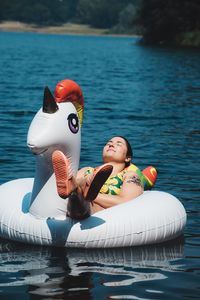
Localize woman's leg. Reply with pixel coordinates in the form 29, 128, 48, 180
67, 164, 113, 219
52, 150, 113, 219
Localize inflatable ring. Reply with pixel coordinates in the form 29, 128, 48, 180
0, 80, 187, 248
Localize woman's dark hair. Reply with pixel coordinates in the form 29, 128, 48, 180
118, 136, 133, 166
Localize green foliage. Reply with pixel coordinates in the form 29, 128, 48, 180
0, 0, 132, 28
75, 0, 131, 28
176, 31, 200, 47
0, 0, 200, 46
111, 1, 142, 34
0, 0, 77, 25
0, 0, 137, 29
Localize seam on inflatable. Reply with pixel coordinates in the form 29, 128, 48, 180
66, 216, 186, 245
0, 222, 52, 242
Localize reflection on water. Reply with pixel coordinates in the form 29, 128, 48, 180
0, 237, 184, 298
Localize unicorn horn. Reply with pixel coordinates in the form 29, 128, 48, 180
43, 86, 59, 114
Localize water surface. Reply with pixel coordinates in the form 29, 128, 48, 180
0, 32, 199, 299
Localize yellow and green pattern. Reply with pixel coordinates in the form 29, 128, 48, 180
100, 164, 146, 195
84, 164, 156, 196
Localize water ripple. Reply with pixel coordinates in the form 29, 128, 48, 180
0, 32, 200, 299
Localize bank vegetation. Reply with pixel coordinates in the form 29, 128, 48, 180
0, 0, 200, 47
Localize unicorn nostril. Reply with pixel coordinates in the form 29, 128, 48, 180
27, 143, 37, 153
27, 142, 35, 149
27, 143, 48, 155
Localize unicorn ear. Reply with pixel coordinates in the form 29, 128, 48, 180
43, 86, 59, 114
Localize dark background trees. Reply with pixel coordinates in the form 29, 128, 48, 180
0, 0, 200, 46
0, 0, 78, 25
75, 0, 132, 29
139, 0, 200, 45
0, 0, 132, 27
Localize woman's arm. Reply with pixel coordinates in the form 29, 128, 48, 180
75, 166, 93, 185
93, 171, 144, 209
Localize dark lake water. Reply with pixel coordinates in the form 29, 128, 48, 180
0, 31, 200, 299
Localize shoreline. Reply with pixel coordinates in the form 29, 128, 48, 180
0, 21, 138, 38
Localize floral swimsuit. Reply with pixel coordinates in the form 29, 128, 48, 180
84, 164, 148, 196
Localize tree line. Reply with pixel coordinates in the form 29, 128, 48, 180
139, 0, 200, 46
0, 0, 200, 46
0, 0, 134, 28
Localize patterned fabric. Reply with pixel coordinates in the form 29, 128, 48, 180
84, 164, 149, 196
100, 164, 147, 195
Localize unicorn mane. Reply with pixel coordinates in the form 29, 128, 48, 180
54, 79, 84, 127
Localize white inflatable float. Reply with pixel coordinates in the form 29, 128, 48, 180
0, 80, 187, 248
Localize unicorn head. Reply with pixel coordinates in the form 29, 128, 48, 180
28, 79, 84, 172
27, 80, 84, 218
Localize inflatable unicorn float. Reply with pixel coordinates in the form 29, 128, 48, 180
0, 79, 187, 248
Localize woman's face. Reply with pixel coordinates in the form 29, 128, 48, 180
102, 137, 130, 164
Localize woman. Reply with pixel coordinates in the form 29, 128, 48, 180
52, 136, 145, 219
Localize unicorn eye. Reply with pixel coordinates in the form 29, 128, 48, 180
68, 113, 79, 134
